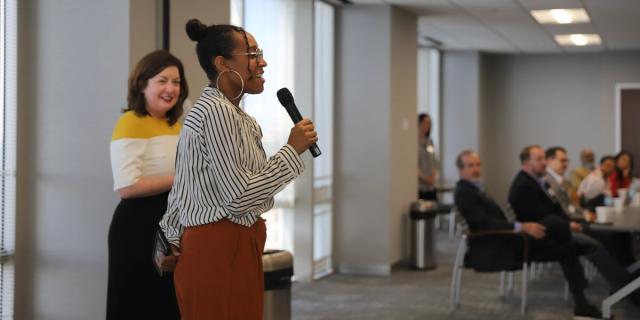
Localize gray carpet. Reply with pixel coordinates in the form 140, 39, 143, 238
292, 231, 640, 320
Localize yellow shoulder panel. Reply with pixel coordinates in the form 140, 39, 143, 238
111, 111, 182, 140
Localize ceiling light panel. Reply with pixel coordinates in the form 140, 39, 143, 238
554, 33, 602, 46
531, 8, 590, 24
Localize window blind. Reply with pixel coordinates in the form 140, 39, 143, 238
0, 0, 17, 318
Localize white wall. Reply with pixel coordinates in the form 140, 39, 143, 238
16, 1, 129, 319
481, 51, 640, 201
170, 0, 230, 102
335, 5, 391, 274
440, 51, 480, 188
335, 4, 416, 275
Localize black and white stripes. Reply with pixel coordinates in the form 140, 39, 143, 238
160, 86, 304, 246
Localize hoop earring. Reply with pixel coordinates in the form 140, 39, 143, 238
216, 70, 245, 101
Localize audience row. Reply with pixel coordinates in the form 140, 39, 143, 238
453, 146, 639, 319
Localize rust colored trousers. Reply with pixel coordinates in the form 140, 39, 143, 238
174, 218, 266, 320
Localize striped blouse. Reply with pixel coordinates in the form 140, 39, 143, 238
159, 86, 305, 246
110, 111, 181, 191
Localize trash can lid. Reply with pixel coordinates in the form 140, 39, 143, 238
411, 200, 438, 212
262, 249, 293, 272
409, 200, 439, 220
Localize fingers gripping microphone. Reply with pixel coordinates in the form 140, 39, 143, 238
276, 88, 322, 158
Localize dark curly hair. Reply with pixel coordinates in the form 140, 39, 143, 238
185, 18, 251, 81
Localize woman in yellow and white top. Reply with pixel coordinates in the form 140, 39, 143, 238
107, 50, 188, 320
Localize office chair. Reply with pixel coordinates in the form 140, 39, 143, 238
449, 211, 531, 315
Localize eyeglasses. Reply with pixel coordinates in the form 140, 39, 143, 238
232, 48, 264, 61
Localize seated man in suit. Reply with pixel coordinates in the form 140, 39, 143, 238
545, 146, 640, 306
455, 149, 601, 319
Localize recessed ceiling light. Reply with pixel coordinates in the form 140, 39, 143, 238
531, 8, 590, 24
554, 34, 602, 46
570, 34, 588, 46
550, 9, 573, 24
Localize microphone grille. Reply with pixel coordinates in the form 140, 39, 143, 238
276, 88, 294, 106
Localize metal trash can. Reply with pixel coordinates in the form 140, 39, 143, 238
409, 200, 438, 270
263, 249, 293, 320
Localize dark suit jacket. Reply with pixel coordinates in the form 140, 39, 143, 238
508, 170, 568, 221
454, 179, 521, 272
508, 170, 571, 243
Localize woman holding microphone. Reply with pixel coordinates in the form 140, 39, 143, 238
159, 19, 317, 319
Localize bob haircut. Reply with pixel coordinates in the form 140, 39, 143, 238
124, 50, 188, 126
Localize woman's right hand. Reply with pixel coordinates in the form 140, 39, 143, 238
159, 245, 181, 272
287, 118, 318, 155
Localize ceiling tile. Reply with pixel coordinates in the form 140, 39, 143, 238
348, 0, 385, 4
419, 17, 474, 50
469, 8, 560, 52
420, 13, 515, 51
561, 44, 606, 53
451, 0, 522, 11
543, 24, 597, 35
585, 0, 640, 50
391, 0, 456, 15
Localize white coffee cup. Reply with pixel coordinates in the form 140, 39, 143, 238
595, 206, 610, 223
618, 188, 628, 200
633, 193, 640, 207
613, 198, 624, 211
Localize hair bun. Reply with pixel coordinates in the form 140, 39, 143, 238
186, 19, 208, 42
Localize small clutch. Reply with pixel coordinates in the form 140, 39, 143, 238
152, 229, 171, 276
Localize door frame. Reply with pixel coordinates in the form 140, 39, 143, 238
615, 83, 640, 152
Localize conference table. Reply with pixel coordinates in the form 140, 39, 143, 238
590, 206, 640, 319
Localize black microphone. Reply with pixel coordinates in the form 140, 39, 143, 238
276, 88, 321, 158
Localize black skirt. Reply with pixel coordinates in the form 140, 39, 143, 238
106, 192, 179, 320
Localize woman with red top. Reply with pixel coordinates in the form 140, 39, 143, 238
609, 150, 634, 197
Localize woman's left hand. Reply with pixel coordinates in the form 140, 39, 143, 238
159, 245, 181, 272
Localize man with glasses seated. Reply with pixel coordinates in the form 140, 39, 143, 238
455, 149, 602, 319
